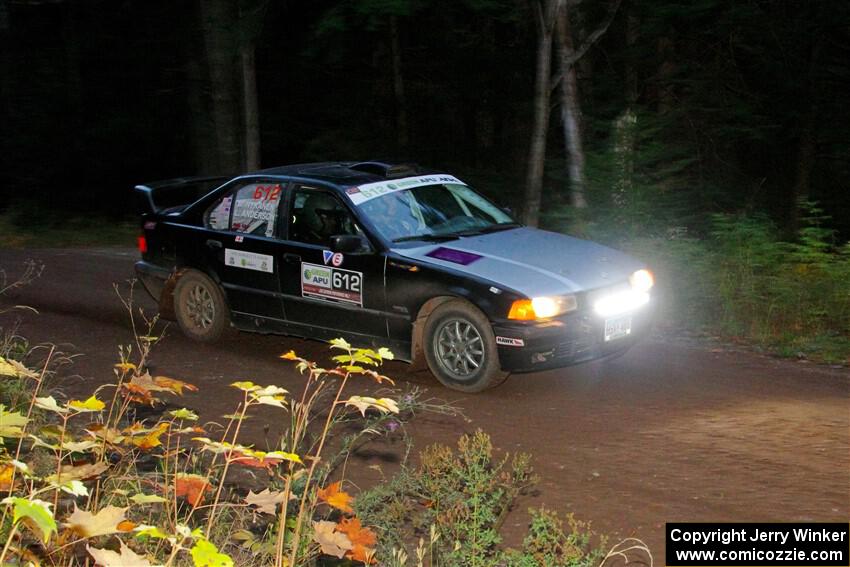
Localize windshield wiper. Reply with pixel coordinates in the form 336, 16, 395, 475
392, 233, 460, 244
455, 222, 524, 236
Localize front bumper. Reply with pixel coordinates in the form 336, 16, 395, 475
492, 303, 653, 373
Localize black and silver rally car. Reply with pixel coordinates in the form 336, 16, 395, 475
134, 161, 654, 392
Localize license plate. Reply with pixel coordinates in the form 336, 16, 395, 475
604, 315, 632, 342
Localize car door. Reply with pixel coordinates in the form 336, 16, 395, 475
278, 184, 388, 339
201, 179, 287, 320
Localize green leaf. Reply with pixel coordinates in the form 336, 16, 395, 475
0, 405, 29, 438
34, 396, 69, 415
169, 408, 199, 421
230, 381, 259, 392
377, 347, 394, 360
3, 497, 56, 543
130, 493, 168, 504
58, 480, 90, 497
191, 538, 234, 567
328, 337, 351, 350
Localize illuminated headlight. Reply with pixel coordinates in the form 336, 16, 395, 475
629, 269, 654, 292
593, 290, 650, 317
508, 295, 577, 320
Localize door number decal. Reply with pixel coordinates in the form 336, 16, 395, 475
301, 262, 363, 306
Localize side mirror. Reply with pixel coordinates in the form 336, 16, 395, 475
330, 234, 368, 253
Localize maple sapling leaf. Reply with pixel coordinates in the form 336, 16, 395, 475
4, 497, 57, 543
174, 473, 212, 506
329, 337, 352, 350
313, 520, 353, 558
65, 504, 128, 537
0, 356, 39, 379
87, 542, 153, 567
245, 488, 289, 515
67, 395, 106, 412
153, 375, 198, 395
191, 538, 234, 567
169, 408, 199, 421
230, 381, 260, 392
34, 396, 69, 414
317, 481, 354, 513
130, 493, 168, 504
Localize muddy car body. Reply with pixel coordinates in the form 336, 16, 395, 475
134, 161, 654, 391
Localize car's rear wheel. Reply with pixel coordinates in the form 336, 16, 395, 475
423, 299, 508, 392
174, 270, 229, 342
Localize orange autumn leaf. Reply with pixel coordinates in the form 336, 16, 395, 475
347, 543, 377, 564
129, 423, 170, 450
336, 517, 376, 547
153, 376, 198, 395
0, 464, 16, 491
121, 383, 156, 406
174, 473, 211, 506
317, 481, 354, 514
338, 518, 377, 564
229, 451, 282, 470
116, 520, 137, 532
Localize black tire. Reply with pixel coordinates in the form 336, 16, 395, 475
173, 270, 229, 342
422, 299, 509, 392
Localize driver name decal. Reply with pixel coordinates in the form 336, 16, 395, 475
301, 262, 363, 306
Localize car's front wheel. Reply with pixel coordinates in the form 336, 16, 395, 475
173, 269, 229, 342
423, 299, 508, 392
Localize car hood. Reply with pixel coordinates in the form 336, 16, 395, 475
392, 227, 645, 297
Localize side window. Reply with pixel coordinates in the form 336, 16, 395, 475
289, 187, 362, 248
206, 182, 283, 238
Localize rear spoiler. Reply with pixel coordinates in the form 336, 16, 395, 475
134, 176, 230, 216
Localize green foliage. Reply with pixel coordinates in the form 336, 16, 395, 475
620, 203, 850, 362
356, 429, 538, 564
500, 509, 605, 567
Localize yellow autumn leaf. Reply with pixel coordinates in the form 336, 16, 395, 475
230, 381, 260, 392
317, 481, 354, 513
0, 357, 38, 379
67, 396, 105, 413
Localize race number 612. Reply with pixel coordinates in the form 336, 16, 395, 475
333, 272, 361, 292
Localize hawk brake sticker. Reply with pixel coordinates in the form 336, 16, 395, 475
346, 174, 466, 206
301, 262, 363, 306
496, 336, 525, 347
225, 249, 273, 273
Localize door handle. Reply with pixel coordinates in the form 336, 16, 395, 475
283, 253, 301, 264
206, 239, 223, 250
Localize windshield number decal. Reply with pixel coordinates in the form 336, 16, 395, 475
301, 262, 363, 306
347, 174, 465, 205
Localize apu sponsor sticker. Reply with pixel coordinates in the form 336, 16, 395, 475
301, 262, 363, 306
496, 336, 525, 347
225, 249, 273, 273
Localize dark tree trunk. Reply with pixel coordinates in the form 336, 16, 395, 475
241, 44, 261, 170
389, 15, 408, 153
556, 3, 587, 209
199, 0, 242, 174
523, 0, 559, 227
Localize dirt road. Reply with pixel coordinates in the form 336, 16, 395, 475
1, 247, 847, 557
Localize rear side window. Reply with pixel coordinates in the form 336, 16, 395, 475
207, 182, 283, 238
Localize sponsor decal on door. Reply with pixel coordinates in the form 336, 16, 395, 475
225, 249, 273, 273
301, 262, 363, 306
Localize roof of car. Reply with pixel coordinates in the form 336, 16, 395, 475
253, 161, 441, 188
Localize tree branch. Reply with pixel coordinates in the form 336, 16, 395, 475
552, 0, 621, 80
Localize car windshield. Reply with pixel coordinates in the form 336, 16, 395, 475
355, 183, 517, 243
